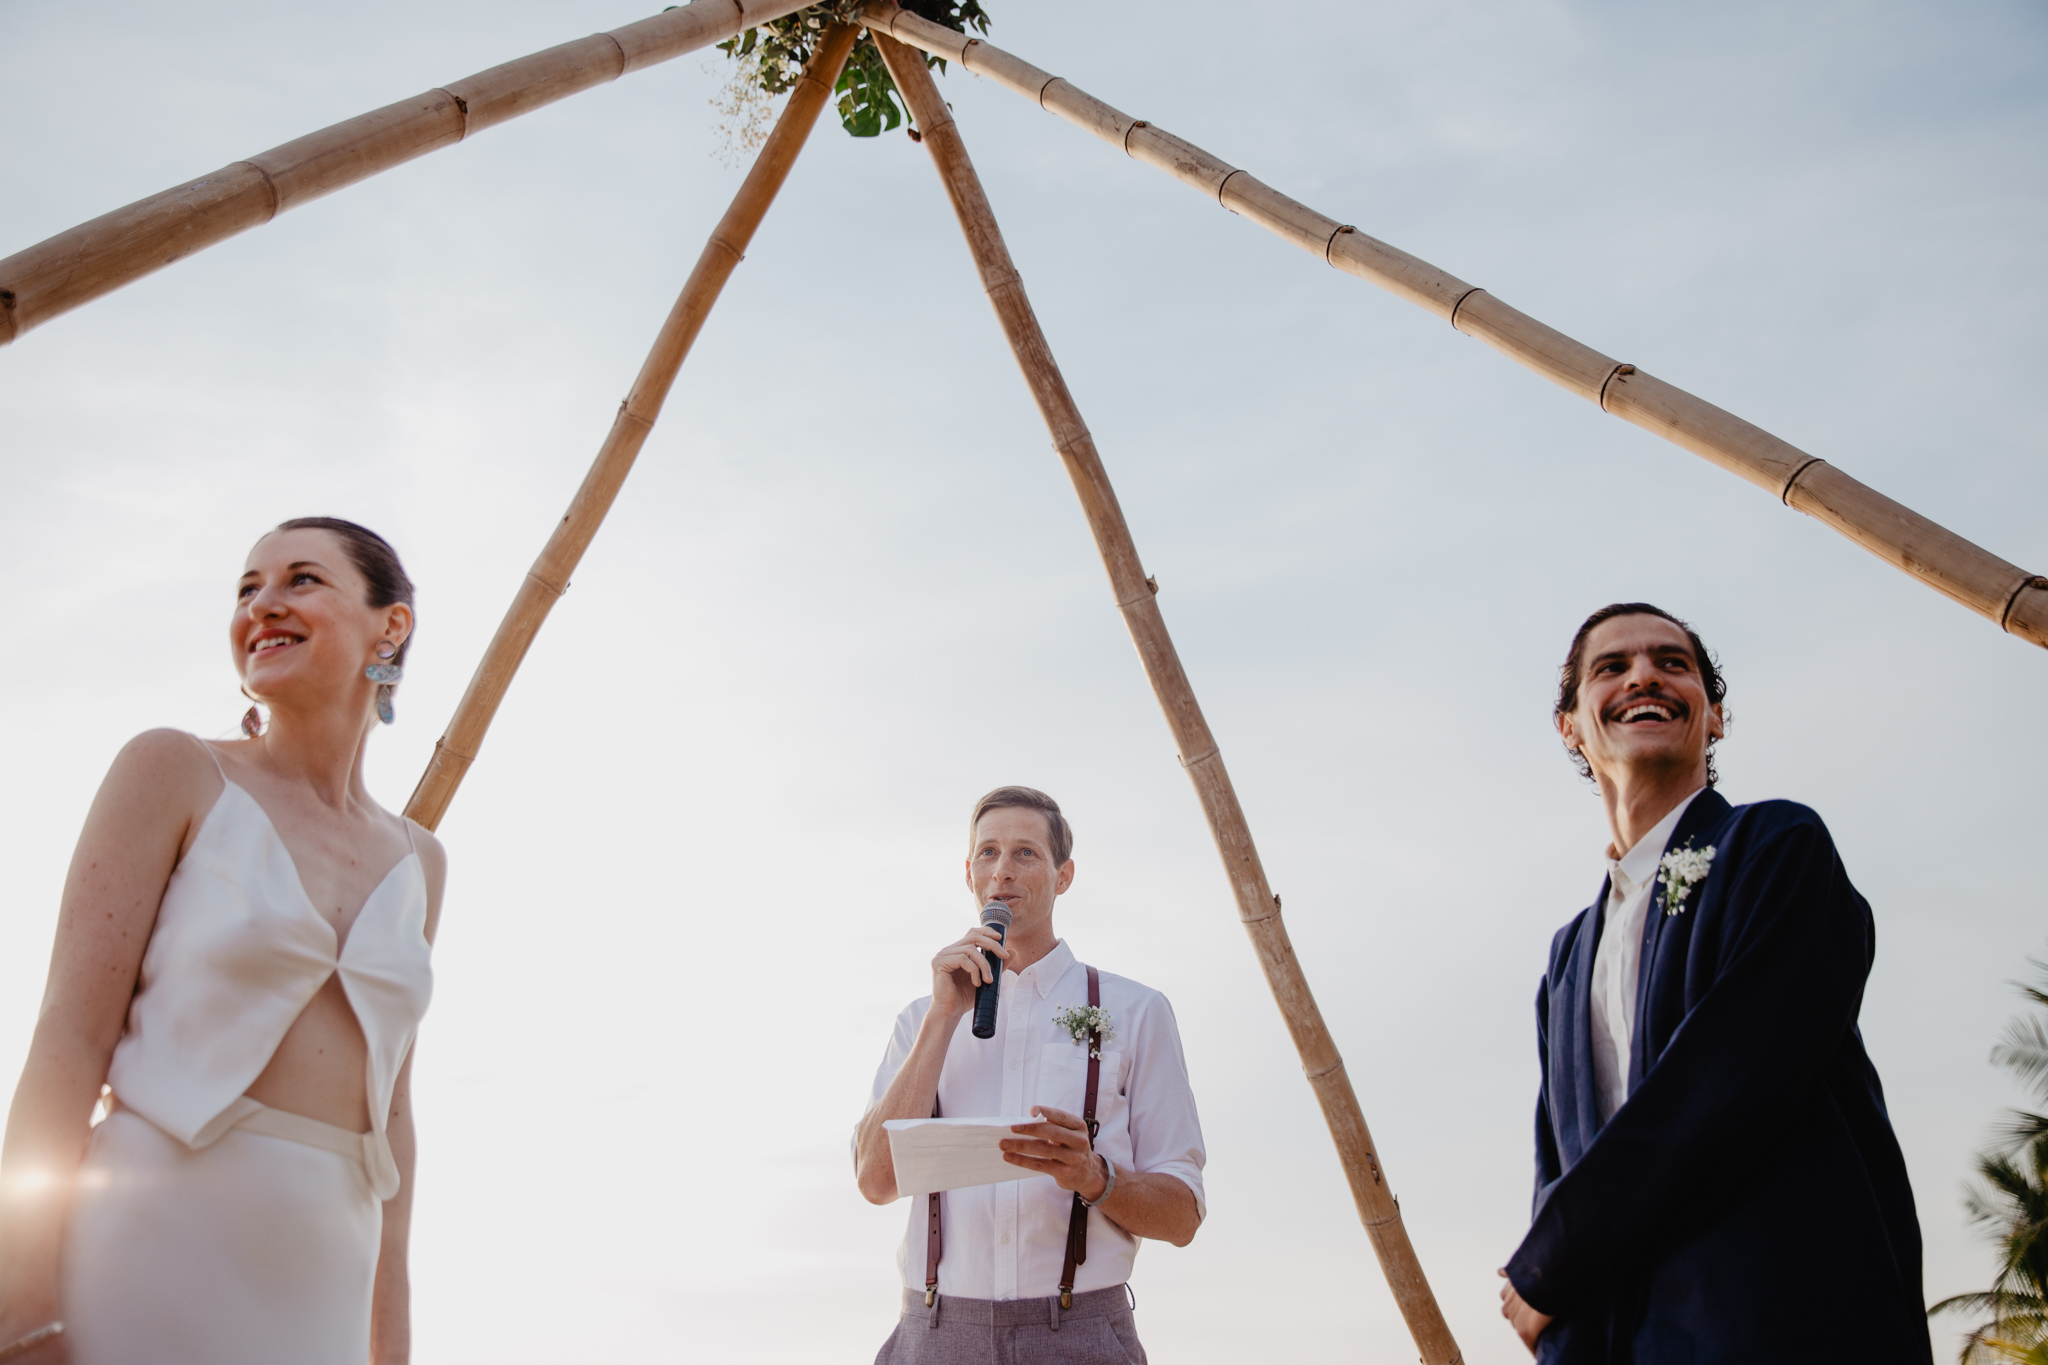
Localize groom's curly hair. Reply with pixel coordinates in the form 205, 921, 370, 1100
1556, 603, 1728, 787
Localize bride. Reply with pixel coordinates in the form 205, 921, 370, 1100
0, 517, 446, 1364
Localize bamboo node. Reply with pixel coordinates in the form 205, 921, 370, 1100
1178, 745, 1219, 769
1304, 1057, 1342, 1081
1448, 286, 1485, 331
1216, 167, 1246, 208
1777, 455, 1828, 506
527, 570, 568, 598
1322, 225, 1355, 266
236, 159, 282, 220
1121, 119, 1150, 156
2000, 575, 2048, 632
1595, 362, 1637, 413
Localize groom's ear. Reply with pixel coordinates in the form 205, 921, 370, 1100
1556, 709, 1581, 750
1707, 703, 1726, 740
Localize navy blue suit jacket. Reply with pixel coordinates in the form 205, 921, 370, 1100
1506, 790, 1932, 1364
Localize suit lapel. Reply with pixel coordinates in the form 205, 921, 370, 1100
1562, 876, 1611, 1155
1627, 787, 1733, 1092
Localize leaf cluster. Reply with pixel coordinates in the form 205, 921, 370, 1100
714, 1, 992, 141
1932, 954, 2048, 1362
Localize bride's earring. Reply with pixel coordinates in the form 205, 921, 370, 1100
365, 641, 403, 725
241, 705, 265, 739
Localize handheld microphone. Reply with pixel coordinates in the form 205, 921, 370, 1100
971, 901, 1012, 1040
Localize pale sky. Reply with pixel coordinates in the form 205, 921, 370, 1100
3, 1, 2045, 1361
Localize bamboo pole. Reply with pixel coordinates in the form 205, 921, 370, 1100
403, 22, 860, 832
0, 0, 813, 349
869, 31, 1464, 1365
859, 3, 2048, 655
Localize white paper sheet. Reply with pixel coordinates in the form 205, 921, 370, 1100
884, 1116, 1038, 1197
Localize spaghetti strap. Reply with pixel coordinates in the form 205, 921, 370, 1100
401, 816, 418, 856
186, 731, 228, 785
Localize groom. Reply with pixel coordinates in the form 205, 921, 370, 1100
1499, 604, 1933, 1362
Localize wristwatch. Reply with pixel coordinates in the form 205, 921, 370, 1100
1080, 1155, 1117, 1208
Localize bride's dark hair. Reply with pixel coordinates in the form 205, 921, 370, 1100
274, 518, 417, 665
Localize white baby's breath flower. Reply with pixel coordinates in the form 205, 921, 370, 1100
1656, 841, 1718, 917
1052, 1004, 1115, 1059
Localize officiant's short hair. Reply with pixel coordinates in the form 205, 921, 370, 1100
969, 786, 1074, 866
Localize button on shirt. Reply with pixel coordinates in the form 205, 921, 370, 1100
1589, 788, 1705, 1126
864, 940, 1207, 1300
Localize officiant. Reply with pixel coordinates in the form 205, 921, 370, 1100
854, 786, 1206, 1365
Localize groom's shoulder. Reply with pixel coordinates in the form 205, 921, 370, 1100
1710, 795, 1835, 850
1545, 903, 1598, 977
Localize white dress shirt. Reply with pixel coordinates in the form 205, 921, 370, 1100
1588, 788, 1705, 1125
864, 939, 1207, 1301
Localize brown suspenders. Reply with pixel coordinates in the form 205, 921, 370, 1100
1059, 965, 1104, 1311
924, 1096, 943, 1315
923, 965, 1105, 1325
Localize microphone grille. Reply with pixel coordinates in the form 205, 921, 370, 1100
980, 901, 1013, 930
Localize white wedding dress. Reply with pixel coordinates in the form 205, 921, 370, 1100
62, 736, 434, 1364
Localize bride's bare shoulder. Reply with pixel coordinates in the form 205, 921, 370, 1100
99, 729, 225, 803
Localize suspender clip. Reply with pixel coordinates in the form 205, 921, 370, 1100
1059, 1289, 1073, 1310
924, 1286, 936, 1308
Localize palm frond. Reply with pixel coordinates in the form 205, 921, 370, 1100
1996, 1111, 2048, 1157
1995, 1015, 2048, 1101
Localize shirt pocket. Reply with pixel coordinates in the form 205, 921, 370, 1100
1037, 1041, 1124, 1123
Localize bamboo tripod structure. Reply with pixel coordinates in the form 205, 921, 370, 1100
405, 20, 860, 829
868, 33, 1462, 1364
4, 6, 2043, 1360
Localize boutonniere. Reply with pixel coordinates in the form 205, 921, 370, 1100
1657, 840, 1717, 916
1052, 1004, 1114, 1059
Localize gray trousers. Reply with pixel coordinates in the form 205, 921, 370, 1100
873, 1286, 1147, 1365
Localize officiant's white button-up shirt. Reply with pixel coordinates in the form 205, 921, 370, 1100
864, 939, 1206, 1301
1589, 787, 1706, 1125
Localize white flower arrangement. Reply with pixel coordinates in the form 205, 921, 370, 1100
1657, 840, 1718, 917
1052, 1004, 1114, 1059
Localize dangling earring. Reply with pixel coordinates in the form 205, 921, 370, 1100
365, 641, 403, 725
241, 705, 265, 739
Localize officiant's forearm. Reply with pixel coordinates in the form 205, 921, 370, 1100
855, 1007, 963, 1204
1098, 1168, 1201, 1248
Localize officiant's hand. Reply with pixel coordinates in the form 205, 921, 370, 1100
1498, 1269, 1553, 1353
931, 926, 1010, 1020
1001, 1106, 1109, 1203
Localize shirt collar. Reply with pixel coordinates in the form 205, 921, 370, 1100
1606, 786, 1707, 901
1011, 938, 1077, 1000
